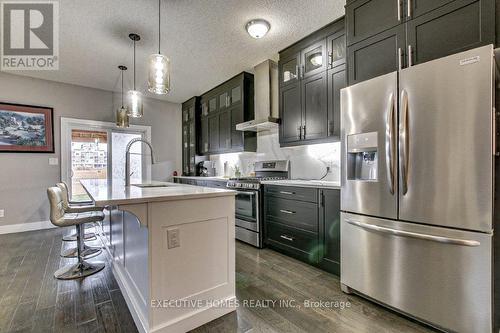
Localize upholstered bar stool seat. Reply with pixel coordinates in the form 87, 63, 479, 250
57, 182, 104, 258
57, 182, 101, 242
47, 186, 105, 280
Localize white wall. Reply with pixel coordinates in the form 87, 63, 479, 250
0, 72, 181, 227
210, 128, 341, 181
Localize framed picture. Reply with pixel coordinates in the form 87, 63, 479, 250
0, 102, 54, 153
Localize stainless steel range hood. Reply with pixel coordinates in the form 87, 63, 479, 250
236, 59, 280, 132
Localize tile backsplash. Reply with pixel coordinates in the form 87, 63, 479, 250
209, 128, 340, 181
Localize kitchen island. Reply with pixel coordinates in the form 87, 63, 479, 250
81, 179, 236, 333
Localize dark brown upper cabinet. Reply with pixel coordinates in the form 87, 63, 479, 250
327, 64, 346, 140
346, 0, 495, 85
198, 72, 256, 155
348, 24, 406, 85
181, 97, 200, 176
346, 0, 402, 46
279, 17, 346, 147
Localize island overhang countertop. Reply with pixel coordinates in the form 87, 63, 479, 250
81, 179, 236, 206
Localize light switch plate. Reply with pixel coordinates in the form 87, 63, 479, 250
48, 158, 58, 165
167, 228, 180, 249
0, 210, 4, 218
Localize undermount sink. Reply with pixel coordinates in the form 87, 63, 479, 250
131, 183, 171, 188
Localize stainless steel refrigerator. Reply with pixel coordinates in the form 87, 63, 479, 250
340, 45, 496, 332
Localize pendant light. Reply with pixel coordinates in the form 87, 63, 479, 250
127, 33, 144, 118
116, 65, 129, 128
147, 0, 170, 95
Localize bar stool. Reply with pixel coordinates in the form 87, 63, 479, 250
58, 182, 98, 242
56, 182, 103, 259
47, 186, 105, 279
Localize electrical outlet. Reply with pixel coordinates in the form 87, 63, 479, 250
167, 228, 180, 249
0, 210, 4, 218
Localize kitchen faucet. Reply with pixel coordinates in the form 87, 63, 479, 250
125, 138, 155, 186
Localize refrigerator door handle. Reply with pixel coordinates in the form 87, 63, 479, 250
345, 219, 481, 247
400, 89, 409, 194
385, 92, 395, 194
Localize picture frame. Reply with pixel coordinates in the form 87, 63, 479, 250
0, 102, 54, 153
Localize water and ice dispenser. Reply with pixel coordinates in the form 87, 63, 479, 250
346, 132, 378, 181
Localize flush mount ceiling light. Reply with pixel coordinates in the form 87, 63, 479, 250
246, 19, 270, 39
116, 65, 130, 128
309, 52, 323, 66
127, 33, 144, 118
148, 0, 171, 95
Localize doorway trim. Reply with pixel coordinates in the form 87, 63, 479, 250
60, 117, 152, 189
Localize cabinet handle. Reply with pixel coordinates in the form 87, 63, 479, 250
302, 125, 306, 139
397, 0, 401, 21
328, 52, 333, 68
280, 209, 296, 215
279, 191, 295, 195
407, 0, 412, 18
301, 65, 305, 79
398, 47, 402, 71
294, 65, 299, 80
297, 125, 302, 140
408, 45, 413, 67
280, 235, 294, 241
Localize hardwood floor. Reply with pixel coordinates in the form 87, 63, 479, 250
0, 228, 437, 333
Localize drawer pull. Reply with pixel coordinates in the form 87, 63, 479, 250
280, 209, 296, 215
279, 191, 295, 195
280, 235, 294, 241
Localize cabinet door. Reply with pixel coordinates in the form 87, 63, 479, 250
218, 110, 231, 150
228, 82, 242, 108
301, 71, 328, 141
409, 0, 457, 19
200, 118, 209, 154
301, 39, 328, 79
346, 0, 402, 46
279, 52, 300, 87
406, 0, 495, 66
188, 121, 196, 174
182, 124, 189, 174
327, 65, 346, 139
279, 82, 302, 144
319, 189, 341, 275
231, 105, 244, 149
208, 114, 219, 153
208, 95, 217, 114
347, 24, 405, 85
182, 107, 189, 123
218, 88, 229, 112
327, 30, 346, 69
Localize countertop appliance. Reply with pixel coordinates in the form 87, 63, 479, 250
198, 161, 216, 177
226, 160, 289, 247
340, 45, 496, 332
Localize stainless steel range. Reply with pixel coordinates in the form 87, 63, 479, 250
226, 160, 289, 248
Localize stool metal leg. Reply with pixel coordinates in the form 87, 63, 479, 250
60, 244, 101, 259
62, 224, 97, 242
54, 224, 105, 280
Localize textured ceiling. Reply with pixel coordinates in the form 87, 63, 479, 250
5, 0, 346, 103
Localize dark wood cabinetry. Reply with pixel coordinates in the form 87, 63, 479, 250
181, 97, 200, 176
346, 0, 495, 84
279, 17, 346, 147
199, 72, 256, 155
264, 185, 341, 275
319, 189, 341, 275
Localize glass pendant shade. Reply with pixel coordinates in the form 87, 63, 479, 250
148, 54, 170, 94
116, 106, 129, 128
127, 90, 143, 118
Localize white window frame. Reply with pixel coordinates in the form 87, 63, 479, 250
60, 117, 152, 192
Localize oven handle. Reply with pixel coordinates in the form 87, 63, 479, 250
236, 191, 256, 196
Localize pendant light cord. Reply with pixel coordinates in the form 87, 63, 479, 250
158, 0, 161, 54
133, 39, 136, 90
121, 70, 124, 107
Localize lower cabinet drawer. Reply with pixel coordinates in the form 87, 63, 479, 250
266, 197, 318, 233
266, 222, 319, 264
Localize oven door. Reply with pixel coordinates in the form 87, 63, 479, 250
235, 190, 259, 232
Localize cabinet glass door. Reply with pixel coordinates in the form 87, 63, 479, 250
302, 39, 327, 78
208, 96, 217, 114
328, 31, 346, 68
182, 125, 189, 174
230, 85, 241, 106
219, 91, 229, 110
189, 122, 196, 174
280, 53, 300, 86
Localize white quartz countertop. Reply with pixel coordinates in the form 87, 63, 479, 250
81, 179, 235, 206
261, 179, 341, 189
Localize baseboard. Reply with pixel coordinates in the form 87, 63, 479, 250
0, 221, 56, 234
